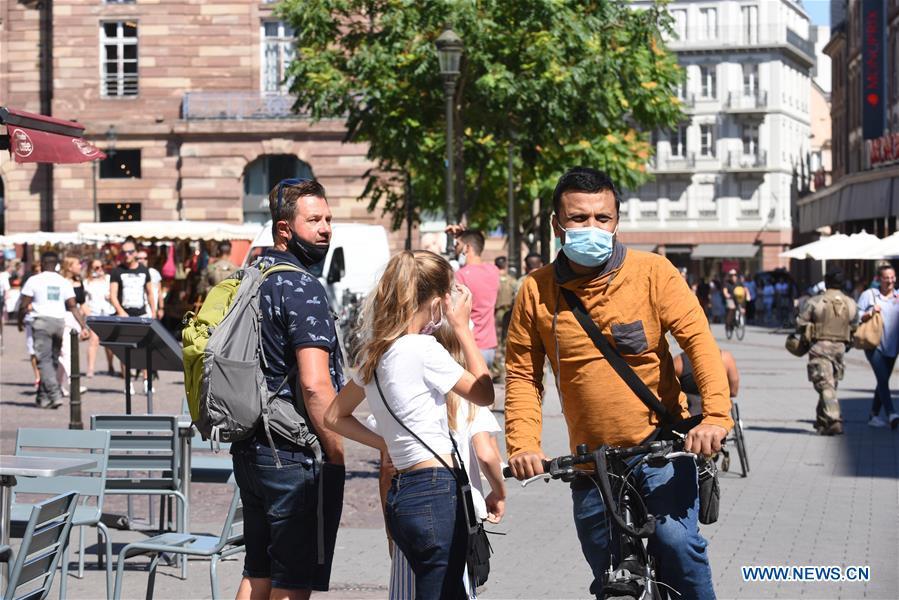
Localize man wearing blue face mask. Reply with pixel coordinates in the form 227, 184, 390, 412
504, 166, 732, 599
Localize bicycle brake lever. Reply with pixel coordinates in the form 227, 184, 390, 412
520, 474, 551, 487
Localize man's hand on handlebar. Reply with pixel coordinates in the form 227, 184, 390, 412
684, 423, 728, 457
508, 451, 547, 480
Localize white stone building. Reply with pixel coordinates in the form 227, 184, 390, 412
625, 0, 815, 275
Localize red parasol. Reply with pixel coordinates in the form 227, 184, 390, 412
1, 107, 106, 164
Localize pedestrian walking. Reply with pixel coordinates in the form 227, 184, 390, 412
451, 229, 500, 370
58, 256, 88, 396
83, 258, 117, 377
857, 264, 899, 429
325, 250, 494, 600
505, 167, 731, 599
762, 280, 776, 324
710, 278, 725, 323
16, 252, 90, 409
795, 269, 857, 436
109, 238, 156, 319
744, 274, 757, 323
229, 178, 346, 600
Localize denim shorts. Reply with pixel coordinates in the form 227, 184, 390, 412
231, 440, 345, 590
385, 468, 468, 600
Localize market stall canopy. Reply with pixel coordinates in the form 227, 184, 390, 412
691, 243, 759, 258
862, 232, 899, 259
813, 231, 883, 260
1, 107, 105, 164
0, 231, 96, 248
77, 220, 264, 242
780, 234, 850, 259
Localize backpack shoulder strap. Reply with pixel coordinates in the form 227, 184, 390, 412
558, 287, 674, 425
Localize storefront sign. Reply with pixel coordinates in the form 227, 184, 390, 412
861, 0, 886, 140
864, 131, 899, 169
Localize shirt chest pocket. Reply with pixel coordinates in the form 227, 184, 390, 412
611, 320, 649, 355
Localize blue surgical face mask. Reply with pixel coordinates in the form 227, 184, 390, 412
559, 225, 617, 268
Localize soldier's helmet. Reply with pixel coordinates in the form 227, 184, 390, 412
785, 333, 810, 357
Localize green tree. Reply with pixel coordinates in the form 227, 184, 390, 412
279, 0, 684, 232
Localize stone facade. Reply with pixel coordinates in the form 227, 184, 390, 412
0, 0, 407, 251
627, 0, 816, 274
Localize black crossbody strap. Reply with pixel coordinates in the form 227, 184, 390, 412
373, 372, 471, 487
559, 287, 673, 425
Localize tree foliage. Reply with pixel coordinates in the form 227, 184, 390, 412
279, 0, 685, 230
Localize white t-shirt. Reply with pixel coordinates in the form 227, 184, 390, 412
451, 402, 501, 520
84, 276, 115, 316
145, 267, 162, 316
21, 271, 75, 320
355, 334, 464, 470
366, 402, 501, 521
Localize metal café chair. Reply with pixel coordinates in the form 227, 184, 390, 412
2, 492, 78, 600
10, 429, 112, 599
90, 415, 188, 578
113, 477, 244, 600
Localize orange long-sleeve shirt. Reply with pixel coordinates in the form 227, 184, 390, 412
504, 247, 733, 457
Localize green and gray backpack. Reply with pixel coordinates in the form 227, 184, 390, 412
182, 260, 318, 465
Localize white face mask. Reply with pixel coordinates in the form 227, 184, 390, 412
420, 300, 444, 336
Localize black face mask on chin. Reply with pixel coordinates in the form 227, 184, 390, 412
287, 228, 329, 267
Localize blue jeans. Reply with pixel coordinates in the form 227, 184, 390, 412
571, 457, 715, 599
385, 468, 467, 600
231, 440, 345, 590
865, 348, 897, 417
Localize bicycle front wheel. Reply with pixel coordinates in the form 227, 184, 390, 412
736, 313, 746, 340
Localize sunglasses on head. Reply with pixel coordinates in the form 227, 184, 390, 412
275, 178, 313, 214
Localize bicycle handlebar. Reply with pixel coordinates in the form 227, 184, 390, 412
503, 438, 690, 538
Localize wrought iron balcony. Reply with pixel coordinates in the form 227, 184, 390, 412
182, 92, 306, 120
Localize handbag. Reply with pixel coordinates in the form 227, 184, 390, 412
853, 291, 883, 350
373, 373, 493, 586
559, 287, 719, 524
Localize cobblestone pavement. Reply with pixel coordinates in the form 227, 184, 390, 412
1, 323, 897, 599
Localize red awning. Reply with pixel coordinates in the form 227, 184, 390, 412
1, 107, 106, 164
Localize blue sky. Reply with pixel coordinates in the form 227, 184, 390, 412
803, 0, 830, 27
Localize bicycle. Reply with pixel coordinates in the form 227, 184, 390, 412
725, 307, 746, 340
719, 402, 749, 477
504, 437, 707, 600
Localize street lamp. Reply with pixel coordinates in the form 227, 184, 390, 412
92, 125, 117, 222
435, 26, 463, 255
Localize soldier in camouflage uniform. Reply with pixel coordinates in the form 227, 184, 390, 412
493, 256, 517, 382
197, 241, 238, 299
795, 269, 858, 436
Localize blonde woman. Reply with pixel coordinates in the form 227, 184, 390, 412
83, 259, 117, 377
325, 250, 494, 600
379, 320, 507, 599
58, 256, 87, 395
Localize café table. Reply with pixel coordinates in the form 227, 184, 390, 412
0, 455, 98, 556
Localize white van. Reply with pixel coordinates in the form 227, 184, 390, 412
244, 220, 391, 314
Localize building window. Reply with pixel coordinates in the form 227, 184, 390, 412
670, 124, 687, 157
671, 9, 687, 40
741, 5, 758, 44
743, 63, 758, 97
699, 8, 717, 40
99, 149, 141, 179
742, 124, 759, 156
262, 21, 295, 94
99, 202, 141, 222
700, 124, 715, 157
243, 155, 314, 223
100, 21, 138, 97
700, 65, 716, 99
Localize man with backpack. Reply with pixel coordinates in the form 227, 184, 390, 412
504, 167, 731, 599
795, 269, 858, 436
225, 179, 345, 599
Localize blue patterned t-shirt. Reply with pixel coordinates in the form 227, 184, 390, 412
256, 249, 345, 413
